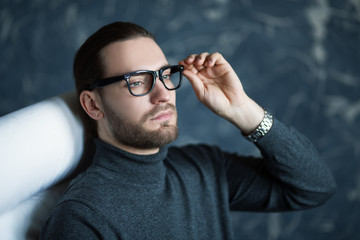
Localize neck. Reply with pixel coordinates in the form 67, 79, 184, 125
92, 138, 168, 185
99, 135, 160, 155
113, 140, 160, 155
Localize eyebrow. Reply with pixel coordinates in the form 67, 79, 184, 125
160, 63, 171, 69
105, 63, 171, 79
133, 63, 170, 72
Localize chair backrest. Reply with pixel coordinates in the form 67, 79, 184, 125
0, 91, 85, 240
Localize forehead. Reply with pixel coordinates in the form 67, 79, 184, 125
100, 37, 168, 77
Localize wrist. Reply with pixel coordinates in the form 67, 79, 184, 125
243, 109, 274, 142
225, 97, 265, 134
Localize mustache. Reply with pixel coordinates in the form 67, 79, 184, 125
142, 104, 177, 121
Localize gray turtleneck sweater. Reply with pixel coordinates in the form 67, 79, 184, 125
40, 120, 336, 239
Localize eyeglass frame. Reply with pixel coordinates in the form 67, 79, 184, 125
86, 65, 184, 97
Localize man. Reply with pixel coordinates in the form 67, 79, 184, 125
40, 22, 336, 239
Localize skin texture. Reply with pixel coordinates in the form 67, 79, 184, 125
179, 52, 264, 134
80, 37, 264, 155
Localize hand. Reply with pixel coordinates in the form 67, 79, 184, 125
179, 52, 245, 117
179, 52, 264, 134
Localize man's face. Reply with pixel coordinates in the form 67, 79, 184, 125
97, 37, 178, 152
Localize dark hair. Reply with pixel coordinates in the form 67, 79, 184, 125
73, 22, 154, 138
73, 21, 154, 95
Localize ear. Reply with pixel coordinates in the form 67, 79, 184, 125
79, 90, 104, 120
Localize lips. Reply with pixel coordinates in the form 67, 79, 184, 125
150, 110, 173, 122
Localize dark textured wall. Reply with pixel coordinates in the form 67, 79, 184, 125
1, 0, 359, 239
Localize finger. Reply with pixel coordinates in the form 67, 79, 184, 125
178, 58, 192, 67
205, 52, 225, 67
180, 52, 210, 66
204, 53, 216, 67
181, 54, 197, 65
180, 52, 225, 70
185, 52, 210, 73
182, 69, 205, 100
179, 60, 197, 73
194, 52, 210, 66
179, 53, 204, 72
179, 56, 197, 72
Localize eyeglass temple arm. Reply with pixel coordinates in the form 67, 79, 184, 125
87, 75, 127, 90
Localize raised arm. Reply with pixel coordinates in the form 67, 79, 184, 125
179, 52, 336, 211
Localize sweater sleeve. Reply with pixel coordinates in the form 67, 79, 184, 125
225, 119, 336, 212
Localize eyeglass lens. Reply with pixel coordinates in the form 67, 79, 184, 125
128, 66, 182, 96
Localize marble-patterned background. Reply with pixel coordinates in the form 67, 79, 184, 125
1, 0, 359, 239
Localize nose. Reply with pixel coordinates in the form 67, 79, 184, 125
150, 76, 171, 104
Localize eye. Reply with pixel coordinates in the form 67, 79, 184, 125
128, 73, 152, 89
162, 71, 171, 81
129, 80, 144, 88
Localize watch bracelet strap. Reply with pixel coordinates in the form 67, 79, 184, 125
244, 109, 274, 142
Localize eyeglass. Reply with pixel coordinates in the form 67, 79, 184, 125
86, 65, 184, 96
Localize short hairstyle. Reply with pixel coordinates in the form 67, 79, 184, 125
73, 21, 154, 95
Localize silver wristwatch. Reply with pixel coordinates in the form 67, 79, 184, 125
244, 109, 274, 142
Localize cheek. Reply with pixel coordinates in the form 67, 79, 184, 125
120, 99, 152, 122
104, 87, 149, 121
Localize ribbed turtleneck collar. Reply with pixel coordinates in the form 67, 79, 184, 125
92, 138, 168, 185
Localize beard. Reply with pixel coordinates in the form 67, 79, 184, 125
102, 102, 178, 150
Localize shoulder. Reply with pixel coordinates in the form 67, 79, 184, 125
56, 167, 112, 208
166, 144, 229, 173
39, 199, 104, 239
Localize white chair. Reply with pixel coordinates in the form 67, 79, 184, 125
0, 91, 86, 240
